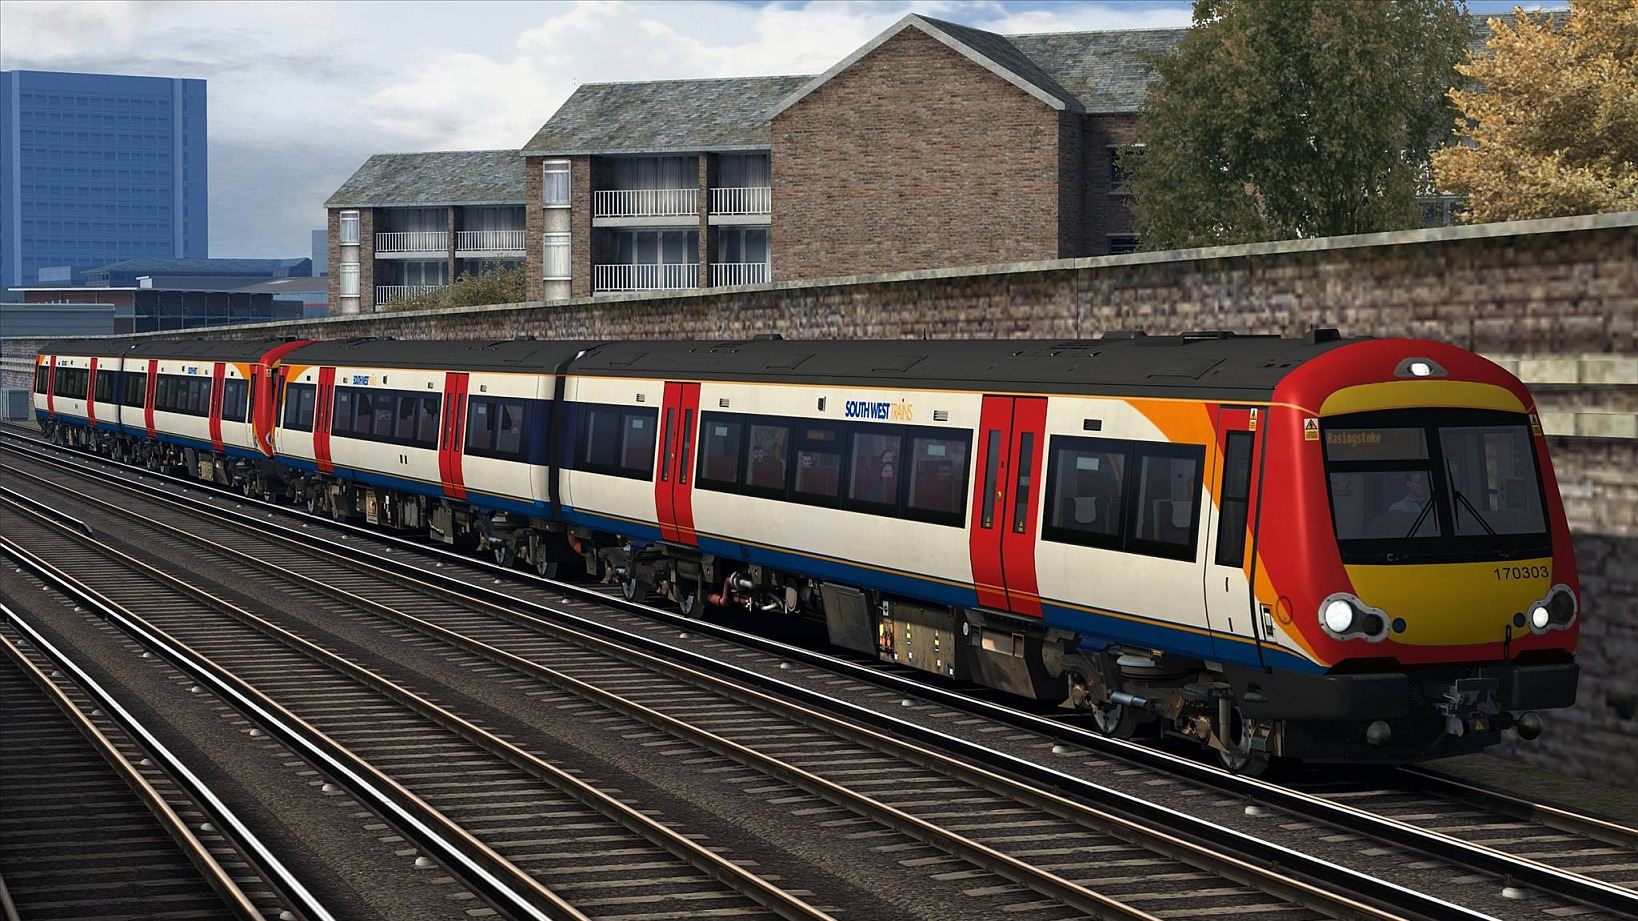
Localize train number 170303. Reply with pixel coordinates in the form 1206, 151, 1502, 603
1495, 564, 1550, 581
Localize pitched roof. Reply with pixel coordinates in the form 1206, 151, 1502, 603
519, 75, 811, 156
325, 149, 524, 208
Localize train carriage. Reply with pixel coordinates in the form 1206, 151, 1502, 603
32, 338, 148, 452
34, 329, 1580, 770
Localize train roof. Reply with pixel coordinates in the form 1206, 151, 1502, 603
38, 337, 154, 357
124, 338, 311, 362
569, 331, 1367, 400
286, 337, 603, 373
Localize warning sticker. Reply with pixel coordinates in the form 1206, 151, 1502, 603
1248, 407, 1258, 431
1529, 413, 1543, 435
1303, 417, 1321, 441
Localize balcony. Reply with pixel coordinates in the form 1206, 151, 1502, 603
375, 231, 447, 255
375, 284, 445, 304
710, 262, 769, 287
594, 263, 699, 293
454, 229, 526, 256
710, 187, 771, 215
593, 188, 698, 219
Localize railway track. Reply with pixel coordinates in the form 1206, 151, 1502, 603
6, 427, 1638, 919
0, 602, 326, 921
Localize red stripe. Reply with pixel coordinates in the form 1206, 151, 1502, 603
252, 339, 313, 456
655, 383, 680, 542
314, 367, 335, 473
86, 358, 98, 429
144, 360, 157, 436
45, 358, 56, 418
1000, 396, 1047, 617
440, 372, 468, 500
673, 383, 700, 546
968, 396, 1012, 610
209, 361, 226, 453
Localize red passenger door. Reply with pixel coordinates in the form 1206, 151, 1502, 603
438, 372, 469, 500
314, 367, 336, 473
654, 382, 701, 545
144, 360, 158, 436
208, 361, 226, 452
968, 395, 1048, 617
86, 358, 99, 429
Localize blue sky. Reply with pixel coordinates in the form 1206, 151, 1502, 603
0, 0, 1566, 259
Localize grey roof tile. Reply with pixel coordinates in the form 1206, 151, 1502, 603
913, 15, 1087, 111
520, 75, 811, 156
1008, 28, 1183, 113
326, 149, 524, 208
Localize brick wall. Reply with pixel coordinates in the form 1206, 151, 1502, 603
326, 208, 341, 311
5, 211, 1633, 781
571, 155, 594, 298
772, 27, 1064, 280
358, 208, 376, 313
1083, 114, 1139, 254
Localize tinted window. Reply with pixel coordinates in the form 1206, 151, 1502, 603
847, 428, 902, 507
222, 379, 249, 422
1214, 431, 1254, 567
466, 399, 495, 452
905, 432, 969, 522
793, 424, 842, 501
1045, 439, 1126, 546
697, 416, 743, 488
1130, 450, 1201, 557
581, 405, 621, 471
745, 423, 788, 492
283, 383, 316, 432
417, 396, 440, 448
620, 409, 656, 476
34, 365, 48, 393
94, 369, 114, 403
333, 390, 355, 435
123, 371, 146, 407
395, 396, 417, 441
494, 399, 525, 459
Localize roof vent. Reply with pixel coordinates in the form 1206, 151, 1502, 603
1100, 330, 1147, 340
1305, 327, 1342, 344
1180, 330, 1235, 339
752, 333, 784, 341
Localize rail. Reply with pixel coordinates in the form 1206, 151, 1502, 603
710, 262, 769, 286
593, 262, 698, 292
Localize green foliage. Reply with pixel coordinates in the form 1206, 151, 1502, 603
379, 263, 528, 311
1124, 0, 1471, 249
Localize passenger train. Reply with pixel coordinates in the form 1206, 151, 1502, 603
33, 331, 1580, 772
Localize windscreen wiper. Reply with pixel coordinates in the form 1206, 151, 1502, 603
1451, 487, 1498, 537
1386, 498, 1436, 562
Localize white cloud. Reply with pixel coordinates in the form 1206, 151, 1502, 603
0, 0, 1193, 258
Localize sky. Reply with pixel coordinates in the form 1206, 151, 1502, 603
0, 0, 1565, 261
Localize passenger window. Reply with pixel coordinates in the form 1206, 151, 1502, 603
679, 409, 694, 485
847, 428, 902, 507
793, 425, 842, 501
395, 395, 418, 441
334, 390, 355, 436
620, 409, 656, 476
1044, 439, 1126, 547
34, 366, 47, 393
494, 400, 525, 458
1130, 450, 1201, 558
1215, 432, 1254, 567
745, 423, 789, 492
906, 433, 969, 522
980, 430, 1002, 528
95, 370, 113, 403
466, 399, 495, 452
297, 386, 315, 431
417, 396, 440, 448
697, 417, 743, 488
372, 394, 394, 437
581, 405, 620, 471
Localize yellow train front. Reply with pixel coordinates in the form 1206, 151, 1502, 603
1211, 336, 1581, 766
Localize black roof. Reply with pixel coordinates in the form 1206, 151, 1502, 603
39, 337, 151, 357
286, 338, 603, 373
568, 332, 1363, 400
126, 338, 311, 362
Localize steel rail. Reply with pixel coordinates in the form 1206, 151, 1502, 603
0, 618, 278, 921
1394, 766, 1638, 851
0, 496, 834, 921
0, 528, 588, 921
0, 448, 1495, 921
7, 427, 1636, 915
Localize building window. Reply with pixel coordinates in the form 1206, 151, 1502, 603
1108, 145, 1144, 193
339, 210, 359, 244
543, 160, 570, 206
544, 233, 571, 279
1108, 235, 1140, 255
339, 263, 359, 297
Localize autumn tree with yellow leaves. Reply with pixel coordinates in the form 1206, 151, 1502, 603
1433, 0, 1638, 222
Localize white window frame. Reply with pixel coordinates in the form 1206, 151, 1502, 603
339, 209, 360, 244
543, 160, 570, 207
339, 263, 360, 297
543, 232, 571, 280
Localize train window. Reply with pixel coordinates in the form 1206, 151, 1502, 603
122, 371, 145, 407
1438, 425, 1546, 536
1043, 438, 1126, 549
696, 416, 743, 490
1214, 432, 1254, 567
156, 377, 173, 411
357, 391, 381, 437
371, 393, 394, 437
34, 365, 48, 393
494, 400, 526, 459
679, 409, 694, 485
283, 383, 315, 432
333, 389, 355, 436
394, 396, 418, 441
222, 379, 248, 423
58, 367, 87, 400
846, 428, 902, 508
660, 409, 674, 482
620, 409, 657, 476
416, 396, 440, 449
580, 405, 621, 472
745, 423, 789, 494
904, 432, 969, 524
94, 369, 114, 403
466, 399, 495, 452
792, 424, 842, 502
1128, 447, 1203, 560
1011, 433, 1035, 534
980, 431, 1003, 528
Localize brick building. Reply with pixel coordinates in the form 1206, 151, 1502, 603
325, 149, 525, 313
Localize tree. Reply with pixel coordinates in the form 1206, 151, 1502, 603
1124, 0, 1471, 249
1432, 0, 1638, 223
380, 263, 528, 311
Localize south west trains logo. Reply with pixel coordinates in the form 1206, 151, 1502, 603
844, 399, 913, 422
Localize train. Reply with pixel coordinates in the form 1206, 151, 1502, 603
32, 330, 1580, 772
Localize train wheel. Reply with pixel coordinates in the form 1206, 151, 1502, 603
533, 554, 558, 579
304, 491, 321, 515
676, 584, 700, 617
1091, 702, 1138, 739
1216, 709, 1270, 776
493, 542, 516, 568
619, 574, 647, 602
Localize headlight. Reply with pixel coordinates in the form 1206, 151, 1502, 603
1526, 585, 1577, 634
1530, 605, 1551, 630
1323, 600, 1356, 634
1318, 594, 1391, 642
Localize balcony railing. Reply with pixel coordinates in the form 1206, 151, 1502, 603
375, 284, 446, 303
710, 262, 769, 286
710, 187, 771, 215
594, 263, 699, 292
375, 231, 447, 254
455, 229, 526, 253
593, 188, 698, 219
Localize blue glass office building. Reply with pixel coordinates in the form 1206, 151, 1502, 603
1, 70, 207, 289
